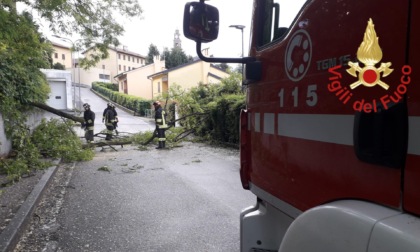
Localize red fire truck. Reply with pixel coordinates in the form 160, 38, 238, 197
183, 0, 420, 251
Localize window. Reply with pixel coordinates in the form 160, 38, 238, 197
158, 82, 161, 93
102, 65, 105, 69
119, 65, 121, 70
123, 55, 126, 60
118, 54, 121, 59
62, 54, 65, 60
137, 58, 139, 63
258, 0, 307, 47
128, 56, 131, 61
124, 66, 126, 71
133, 57, 135, 62
99, 74, 110, 80
128, 67, 131, 71
54, 53, 58, 59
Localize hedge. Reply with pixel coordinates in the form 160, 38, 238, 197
92, 82, 152, 116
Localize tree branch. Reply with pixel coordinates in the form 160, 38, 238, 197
28, 102, 84, 123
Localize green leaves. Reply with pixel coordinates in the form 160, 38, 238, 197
31, 118, 95, 162
168, 73, 245, 145
162, 47, 190, 69
27, 0, 143, 68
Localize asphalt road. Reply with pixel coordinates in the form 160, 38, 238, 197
77, 86, 156, 136
14, 88, 256, 252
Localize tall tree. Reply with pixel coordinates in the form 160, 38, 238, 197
0, 0, 143, 161
0, 10, 51, 107
163, 47, 190, 69
146, 44, 160, 64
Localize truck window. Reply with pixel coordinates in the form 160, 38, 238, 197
259, 0, 307, 47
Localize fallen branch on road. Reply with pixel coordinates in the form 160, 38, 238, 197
29, 102, 209, 148
142, 112, 209, 145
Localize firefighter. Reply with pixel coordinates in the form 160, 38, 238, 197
110, 103, 119, 135
153, 101, 168, 149
104, 103, 117, 140
102, 103, 112, 123
82, 103, 95, 143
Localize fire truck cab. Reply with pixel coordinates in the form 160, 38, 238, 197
183, 0, 420, 251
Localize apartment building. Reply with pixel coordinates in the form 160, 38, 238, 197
51, 41, 146, 86
82, 46, 146, 84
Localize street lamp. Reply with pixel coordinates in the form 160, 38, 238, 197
229, 25, 246, 82
229, 25, 245, 57
52, 35, 82, 113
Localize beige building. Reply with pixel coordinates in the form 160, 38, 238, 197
51, 42, 147, 86
115, 57, 230, 100
82, 46, 146, 84
114, 56, 166, 99
51, 41, 72, 68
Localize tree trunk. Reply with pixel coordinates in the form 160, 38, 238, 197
82, 140, 133, 148
29, 102, 84, 123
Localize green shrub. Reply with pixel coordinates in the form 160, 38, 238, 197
171, 72, 245, 145
31, 118, 94, 162
92, 82, 152, 116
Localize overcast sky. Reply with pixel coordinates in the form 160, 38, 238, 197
40, 0, 305, 58
118, 0, 254, 58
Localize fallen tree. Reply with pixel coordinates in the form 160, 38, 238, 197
29, 102, 208, 149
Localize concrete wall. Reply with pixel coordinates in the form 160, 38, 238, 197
0, 109, 49, 157
0, 113, 11, 157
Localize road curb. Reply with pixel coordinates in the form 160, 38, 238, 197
0, 160, 60, 252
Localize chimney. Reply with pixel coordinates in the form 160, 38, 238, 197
202, 48, 209, 56
153, 55, 160, 63
123, 46, 128, 51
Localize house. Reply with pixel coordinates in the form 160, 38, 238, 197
51, 41, 72, 68
114, 56, 166, 99
147, 57, 230, 98
114, 53, 230, 100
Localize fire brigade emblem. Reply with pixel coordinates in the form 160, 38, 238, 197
346, 18, 393, 90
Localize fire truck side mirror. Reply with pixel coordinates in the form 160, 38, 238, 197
183, 2, 219, 43
182, 1, 255, 65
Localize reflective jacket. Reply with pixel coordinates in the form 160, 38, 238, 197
155, 106, 168, 129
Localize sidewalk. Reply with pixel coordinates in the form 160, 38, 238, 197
0, 160, 60, 252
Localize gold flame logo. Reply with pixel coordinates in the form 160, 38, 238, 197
347, 18, 393, 90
